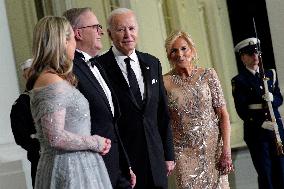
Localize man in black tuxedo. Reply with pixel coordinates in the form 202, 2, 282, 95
63, 8, 135, 189
97, 8, 175, 189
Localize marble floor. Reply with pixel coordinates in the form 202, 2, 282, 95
229, 147, 258, 189
168, 147, 258, 189
1, 146, 259, 189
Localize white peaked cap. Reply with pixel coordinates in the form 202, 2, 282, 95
20, 58, 33, 71
234, 37, 260, 53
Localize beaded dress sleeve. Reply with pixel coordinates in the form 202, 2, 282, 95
30, 81, 105, 152
206, 68, 226, 108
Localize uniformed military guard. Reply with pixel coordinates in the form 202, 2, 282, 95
10, 59, 40, 187
231, 37, 284, 189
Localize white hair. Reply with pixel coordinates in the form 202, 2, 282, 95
107, 8, 137, 29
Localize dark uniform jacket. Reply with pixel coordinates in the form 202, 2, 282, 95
231, 68, 283, 142
97, 48, 175, 189
10, 92, 40, 185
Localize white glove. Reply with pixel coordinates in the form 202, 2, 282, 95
262, 92, 274, 102
261, 121, 276, 131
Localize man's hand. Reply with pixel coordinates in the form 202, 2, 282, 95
165, 161, 175, 176
129, 168, 136, 188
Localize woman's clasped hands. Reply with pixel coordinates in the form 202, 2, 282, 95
217, 151, 234, 175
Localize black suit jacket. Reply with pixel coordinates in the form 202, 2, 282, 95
73, 51, 131, 189
98, 49, 175, 189
10, 92, 40, 186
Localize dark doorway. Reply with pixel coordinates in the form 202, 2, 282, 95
226, 0, 275, 72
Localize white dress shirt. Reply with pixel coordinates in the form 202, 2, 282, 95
112, 46, 145, 100
246, 66, 260, 75
76, 49, 114, 116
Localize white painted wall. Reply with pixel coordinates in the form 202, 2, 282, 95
0, 0, 31, 188
0, 0, 19, 145
266, 0, 284, 116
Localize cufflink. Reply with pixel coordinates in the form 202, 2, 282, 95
146, 67, 150, 70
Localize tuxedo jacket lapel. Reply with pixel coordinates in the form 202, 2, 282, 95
74, 54, 113, 117
137, 52, 152, 110
94, 61, 121, 120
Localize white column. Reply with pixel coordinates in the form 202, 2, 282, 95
266, 0, 284, 116
0, 0, 31, 188
0, 0, 19, 145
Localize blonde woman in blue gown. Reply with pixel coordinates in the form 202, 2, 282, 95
27, 16, 112, 189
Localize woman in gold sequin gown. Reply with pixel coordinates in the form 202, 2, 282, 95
163, 30, 234, 189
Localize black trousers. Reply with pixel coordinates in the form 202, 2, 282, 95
31, 160, 38, 188
132, 150, 167, 189
246, 129, 284, 189
28, 152, 40, 188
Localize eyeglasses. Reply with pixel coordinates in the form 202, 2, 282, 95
77, 24, 103, 32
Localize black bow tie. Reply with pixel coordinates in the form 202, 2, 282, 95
76, 51, 98, 67
76, 51, 85, 60
89, 57, 98, 67
75, 51, 98, 66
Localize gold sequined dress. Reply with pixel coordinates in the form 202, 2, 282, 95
165, 67, 230, 189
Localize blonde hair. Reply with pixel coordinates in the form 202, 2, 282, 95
165, 30, 198, 68
27, 16, 77, 90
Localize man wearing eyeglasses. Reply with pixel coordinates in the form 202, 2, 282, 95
63, 7, 136, 189
231, 37, 284, 189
